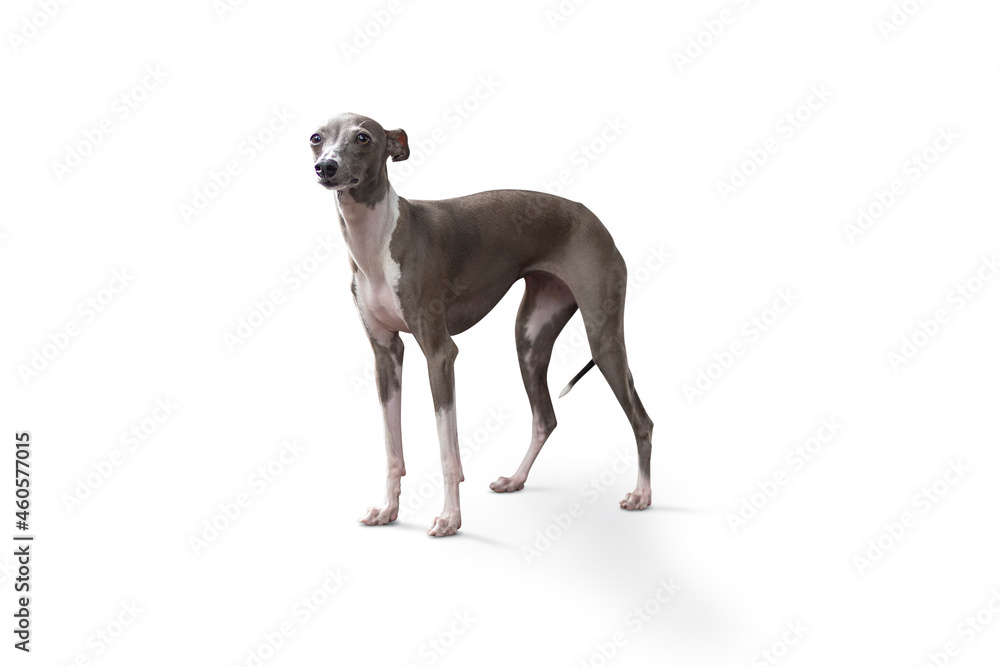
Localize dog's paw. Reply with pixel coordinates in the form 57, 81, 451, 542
489, 476, 525, 493
619, 488, 651, 511
426, 514, 461, 537
358, 505, 398, 526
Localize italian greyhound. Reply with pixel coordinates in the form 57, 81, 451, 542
311, 113, 653, 536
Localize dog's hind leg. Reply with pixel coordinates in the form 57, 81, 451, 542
491, 272, 578, 493
568, 252, 654, 510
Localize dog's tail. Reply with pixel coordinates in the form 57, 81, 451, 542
558, 359, 596, 398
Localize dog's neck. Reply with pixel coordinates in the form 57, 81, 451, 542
344, 161, 390, 208
336, 175, 399, 280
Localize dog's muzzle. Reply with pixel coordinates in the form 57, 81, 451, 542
315, 159, 338, 180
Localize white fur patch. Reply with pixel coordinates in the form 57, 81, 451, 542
339, 185, 408, 332
434, 404, 464, 488
380, 188, 405, 328
523, 281, 574, 342
524, 297, 565, 342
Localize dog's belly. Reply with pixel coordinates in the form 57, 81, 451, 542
442, 275, 519, 335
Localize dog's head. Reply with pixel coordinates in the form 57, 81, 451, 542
310, 113, 409, 191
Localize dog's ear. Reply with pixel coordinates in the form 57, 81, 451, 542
385, 128, 409, 162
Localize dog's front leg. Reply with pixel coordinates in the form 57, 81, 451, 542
357, 317, 406, 526
421, 335, 463, 537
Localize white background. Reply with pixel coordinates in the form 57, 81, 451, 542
2, 0, 999, 665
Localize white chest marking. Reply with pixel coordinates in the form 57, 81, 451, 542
339, 185, 408, 333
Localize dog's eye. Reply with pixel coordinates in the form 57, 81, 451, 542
310, 133, 322, 145
356, 133, 370, 144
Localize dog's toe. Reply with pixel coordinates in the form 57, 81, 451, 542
619, 490, 652, 511
426, 514, 461, 537
358, 506, 397, 525
489, 476, 525, 493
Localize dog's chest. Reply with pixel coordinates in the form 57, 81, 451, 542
339, 188, 409, 333
354, 258, 408, 332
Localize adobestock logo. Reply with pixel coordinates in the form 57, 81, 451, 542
188, 439, 306, 556
231, 567, 350, 667
726, 417, 844, 534
853, 459, 970, 575
16, 268, 134, 386
915, 588, 1000, 667
715, 85, 832, 202
50, 66, 168, 182
541, 117, 627, 197
62, 397, 179, 514
843, 126, 959, 244
391, 76, 501, 188
179, 107, 295, 224
521, 450, 635, 565
7, 0, 72, 53
577, 577, 682, 667
886, 254, 996, 372
876, 0, 932, 40
671, 0, 756, 73
750, 620, 808, 667
683, 288, 797, 404
404, 611, 476, 667
339, 0, 415, 63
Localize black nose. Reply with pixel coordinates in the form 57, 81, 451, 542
314, 159, 338, 180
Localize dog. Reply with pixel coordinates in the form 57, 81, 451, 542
311, 113, 652, 536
